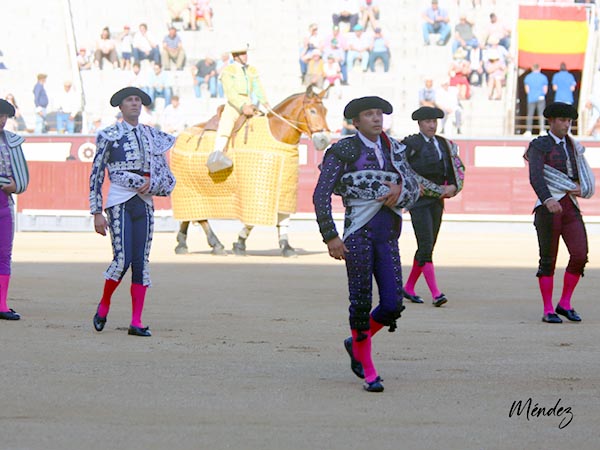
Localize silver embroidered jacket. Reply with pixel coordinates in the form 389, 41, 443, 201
89, 122, 176, 214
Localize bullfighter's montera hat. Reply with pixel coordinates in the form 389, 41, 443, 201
110, 87, 152, 107
343, 96, 393, 119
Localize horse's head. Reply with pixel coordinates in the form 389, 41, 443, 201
269, 85, 331, 149
302, 84, 331, 150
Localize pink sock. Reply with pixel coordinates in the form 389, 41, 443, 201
558, 272, 580, 311
352, 329, 378, 382
0, 274, 10, 312
369, 317, 384, 336
538, 276, 554, 315
130, 283, 147, 328
422, 262, 441, 298
97, 279, 120, 318
404, 260, 422, 295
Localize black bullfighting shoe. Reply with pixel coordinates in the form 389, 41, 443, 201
128, 325, 152, 337
363, 376, 384, 393
93, 307, 107, 332
0, 309, 21, 320
542, 313, 563, 324
432, 293, 448, 307
403, 289, 424, 304
344, 337, 365, 379
555, 305, 581, 322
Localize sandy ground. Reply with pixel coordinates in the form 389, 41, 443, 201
2, 220, 600, 450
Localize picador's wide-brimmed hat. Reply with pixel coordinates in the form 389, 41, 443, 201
0, 99, 16, 117
412, 106, 445, 121
543, 102, 578, 120
231, 44, 250, 55
110, 87, 152, 107
343, 96, 393, 119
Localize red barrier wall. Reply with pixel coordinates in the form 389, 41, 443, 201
16, 136, 600, 216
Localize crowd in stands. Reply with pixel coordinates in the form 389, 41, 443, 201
299, 0, 391, 95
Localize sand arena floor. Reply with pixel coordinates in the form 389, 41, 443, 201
2, 222, 600, 450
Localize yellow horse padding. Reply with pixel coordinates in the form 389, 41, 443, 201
171, 116, 299, 226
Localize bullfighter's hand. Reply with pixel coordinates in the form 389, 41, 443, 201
94, 213, 108, 236
377, 181, 402, 207
327, 236, 348, 260
545, 198, 562, 214
0, 177, 16, 194
137, 176, 151, 195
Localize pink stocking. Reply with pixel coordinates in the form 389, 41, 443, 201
351, 329, 378, 382
404, 260, 422, 295
130, 283, 147, 328
0, 274, 10, 312
369, 317, 384, 336
422, 262, 441, 298
558, 272, 580, 311
97, 278, 120, 318
538, 276, 554, 315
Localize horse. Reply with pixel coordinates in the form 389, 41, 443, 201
171, 84, 331, 257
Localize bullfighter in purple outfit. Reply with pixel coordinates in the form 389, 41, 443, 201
313, 96, 420, 392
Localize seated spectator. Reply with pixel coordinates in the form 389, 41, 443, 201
147, 63, 172, 108
323, 54, 343, 97
449, 54, 471, 101
360, 0, 380, 31
94, 27, 119, 70
368, 27, 390, 72
323, 38, 348, 84
192, 56, 218, 97
452, 14, 479, 56
467, 46, 485, 87
161, 26, 186, 70
304, 49, 325, 88
484, 36, 510, 66
346, 24, 370, 73
55, 80, 81, 134
322, 24, 349, 51
484, 49, 507, 100
189, 0, 214, 31
118, 25, 134, 70
167, 0, 189, 26
332, 0, 360, 31
133, 23, 160, 65
3, 94, 27, 132
299, 23, 321, 82
419, 78, 436, 107
161, 95, 186, 134
422, 0, 451, 46
77, 47, 92, 70
436, 80, 463, 134
126, 62, 149, 90
483, 12, 511, 50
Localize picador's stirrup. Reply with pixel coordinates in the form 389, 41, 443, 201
232, 238, 247, 256
174, 231, 189, 255
279, 239, 298, 258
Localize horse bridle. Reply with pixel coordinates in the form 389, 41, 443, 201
266, 96, 327, 136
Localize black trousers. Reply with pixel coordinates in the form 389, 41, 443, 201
409, 199, 444, 265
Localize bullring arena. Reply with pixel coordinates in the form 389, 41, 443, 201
2, 0, 600, 449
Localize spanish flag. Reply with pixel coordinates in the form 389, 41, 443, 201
518, 5, 589, 70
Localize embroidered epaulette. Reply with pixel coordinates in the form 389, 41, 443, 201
530, 135, 553, 153
331, 136, 361, 163
402, 133, 424, 149
4, 130, 25, 147
99, 123, 125, 141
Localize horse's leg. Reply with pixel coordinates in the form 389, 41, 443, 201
232, 224, 254, 256
198, 220, 227, 255
277, 213, 298, 258
174, 221, 190, 254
